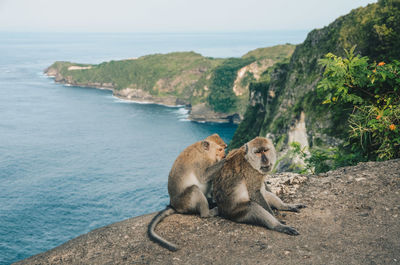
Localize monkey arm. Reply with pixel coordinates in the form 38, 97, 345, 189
203, 159, 226, 182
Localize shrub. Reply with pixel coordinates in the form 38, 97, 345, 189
317, 46, 400, 160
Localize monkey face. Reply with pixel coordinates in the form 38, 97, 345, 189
217, 146, 226, 161
245, 137, 276, 174
205, 134, 227, 161
202, 140, 225, 162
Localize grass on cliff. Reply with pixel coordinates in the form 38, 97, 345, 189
207, 57, 256, 113
242, 44, 296, 61
57, 52, 223, 95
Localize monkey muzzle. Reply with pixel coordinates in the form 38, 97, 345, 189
260, 164, 272, 172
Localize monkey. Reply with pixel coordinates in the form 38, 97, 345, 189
212, 137, 306, 236
148, 134, 227, 251
205, 133, 228, 149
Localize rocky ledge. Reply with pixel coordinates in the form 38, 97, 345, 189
188, 103, 242, 124
15, 159, 400, 265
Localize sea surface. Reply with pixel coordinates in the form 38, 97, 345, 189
0, 31, 307, 264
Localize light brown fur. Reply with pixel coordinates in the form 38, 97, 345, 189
148, 134, 226, 251
206, 133, 228, 148
168, 138, 225, 214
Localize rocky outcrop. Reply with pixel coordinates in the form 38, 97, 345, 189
233, 58, 275, 96
15, 159, 400, 265
188, 103, 242, 124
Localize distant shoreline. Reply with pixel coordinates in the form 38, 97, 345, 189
44, 71, 242, 124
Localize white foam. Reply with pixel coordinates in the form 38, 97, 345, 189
176, 108, 189, 115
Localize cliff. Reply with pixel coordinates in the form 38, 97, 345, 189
230, 0, 400, 150
15, 159, 400, 264
45, 45, 295, 123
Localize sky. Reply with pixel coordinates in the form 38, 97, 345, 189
0, 0, 377, 32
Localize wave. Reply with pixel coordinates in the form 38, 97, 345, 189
112, 96, 153, 105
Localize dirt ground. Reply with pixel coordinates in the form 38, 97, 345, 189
15, 159, 400, 265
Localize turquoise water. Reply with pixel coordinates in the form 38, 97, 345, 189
0, 31, 307, 264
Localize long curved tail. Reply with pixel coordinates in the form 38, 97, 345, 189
148, 206, 178, 251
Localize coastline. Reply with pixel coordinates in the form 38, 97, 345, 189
44, 70, 242, 124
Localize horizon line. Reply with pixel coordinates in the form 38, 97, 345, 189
0, 29, 312, 34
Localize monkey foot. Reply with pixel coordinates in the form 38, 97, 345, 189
287, 204, 307, 212
208, 207, 219, 217
275, 225, 300, 236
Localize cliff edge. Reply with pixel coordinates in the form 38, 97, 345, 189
15, 159, 400, 265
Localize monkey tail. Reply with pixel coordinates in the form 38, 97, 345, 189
148, 206, 179, 251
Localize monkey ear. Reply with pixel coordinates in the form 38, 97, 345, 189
202, 140, 210, 150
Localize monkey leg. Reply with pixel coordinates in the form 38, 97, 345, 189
253, 190, 274, 215
235, 201, 299, 236
261, 189, 306, 212
173, 185, 217, 218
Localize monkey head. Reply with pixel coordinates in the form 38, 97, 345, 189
201, 140, 225, 162
205, 133, 227, 148
244, 137, 276, 174
205, 133, 226, 159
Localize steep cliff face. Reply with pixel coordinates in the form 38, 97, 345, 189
231, 0, 400, 150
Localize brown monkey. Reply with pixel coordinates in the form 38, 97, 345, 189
148, 134, 226, 251
213, 137, 305, 236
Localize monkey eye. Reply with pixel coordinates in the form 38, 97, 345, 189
255, 150, 262, 156
255, 148, 268, 154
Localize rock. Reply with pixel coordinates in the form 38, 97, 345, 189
266, 172, 308, 196
188, 103, 242, 124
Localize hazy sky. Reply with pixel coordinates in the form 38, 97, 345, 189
0, 0, 377, 32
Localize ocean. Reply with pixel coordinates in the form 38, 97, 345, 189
0, 31, 307, 264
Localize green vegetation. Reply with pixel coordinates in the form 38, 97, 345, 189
230, 60, 291, 149
230, 0, 400, 172
242, 44, 295, 61
318, 47, 400, 160
207, 57, 255, 113
287, 142, 366, 174
48, 45, 295, 116
289, 48, 399, 174
57, 52, 222, 97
